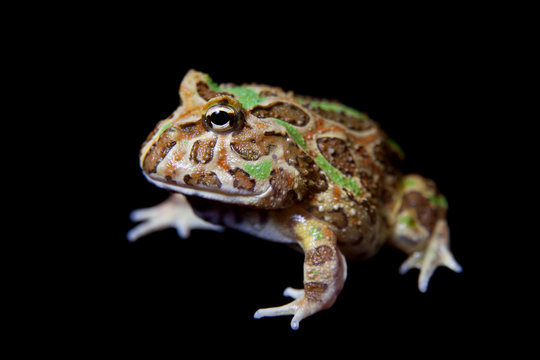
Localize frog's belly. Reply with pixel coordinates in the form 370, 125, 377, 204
187, 197, 296, 244
188, 196, 387, 257
337, 232, 386, 261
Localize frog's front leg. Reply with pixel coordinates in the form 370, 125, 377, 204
127, 193, 224, 241
254, 209, 347, 330
389, 174, 462, 292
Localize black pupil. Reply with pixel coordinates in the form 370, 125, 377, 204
209, 110, 233, 126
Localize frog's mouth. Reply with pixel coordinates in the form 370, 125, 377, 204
143, 172, 273, 205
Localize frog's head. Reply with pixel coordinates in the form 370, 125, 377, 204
139, 70, 326, 209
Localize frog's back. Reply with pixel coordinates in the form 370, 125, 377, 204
246, 89, 404, 260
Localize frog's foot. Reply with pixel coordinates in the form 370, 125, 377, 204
399, 219, 462, 292
254, 287, 330, 331
127, 194, 224, 242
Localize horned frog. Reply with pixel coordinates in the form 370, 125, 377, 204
128, 70, 462, 330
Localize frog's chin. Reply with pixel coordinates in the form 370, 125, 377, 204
143, 172, 273, 206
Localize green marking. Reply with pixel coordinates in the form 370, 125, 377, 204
272, 118, 307, 150
157, 123, 172, 137
228, 87, 266, 109
315, 155, 362, 196
294, 98, 367, 119
404, 179, 416, 188
312, 270, 318, 275
400, 215, 417, 228
206, 75, 266, 109
309, 101, 365, 118
309, 226, 323, 241
181, 139, 189, 145
243, 160, 273, 180
429, 194, 448, 208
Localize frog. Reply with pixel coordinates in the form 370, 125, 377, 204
128, 69, 462, 330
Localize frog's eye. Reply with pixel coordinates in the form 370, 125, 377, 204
203, 104, 242, 133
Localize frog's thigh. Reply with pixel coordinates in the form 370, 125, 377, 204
254, 210, 347, 330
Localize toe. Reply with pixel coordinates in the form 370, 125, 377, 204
253, 299, 300, 319
283, 287, 304, 299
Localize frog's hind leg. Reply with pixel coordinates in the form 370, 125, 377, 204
389, 174, 462, 292
399, 218, 462, 292
127, 193, 224, 241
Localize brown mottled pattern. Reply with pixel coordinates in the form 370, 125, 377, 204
306, 245, 334, 266
142, 139, 176, 174
184, 171, 222, 189
230, 139, 272, 161
307, 105, 372, 131
288, 151, 328, 193
177, 121, 206, 139
196, 81, 218, 100
304, 282, 328, 303
352, 143, 369, 159
359, 171, 379, 196
294, 94, 372, 131
229, 168, 256, 192
251, 102, 310, 126
401, 191, 437, 230
317, 137, 356, 176
308, 206, 348, 229
190, 136, 217, 164
328, 208, 348, 229
258, 89, 280, 97
360, 198, 377, 225
229, 123, 276, 161
267, 168, 299, 207
263, 130, 287, 138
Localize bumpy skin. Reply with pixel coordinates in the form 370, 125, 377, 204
129, 70, 462, 329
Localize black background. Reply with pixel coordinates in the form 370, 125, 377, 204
22, 7, 524, 355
